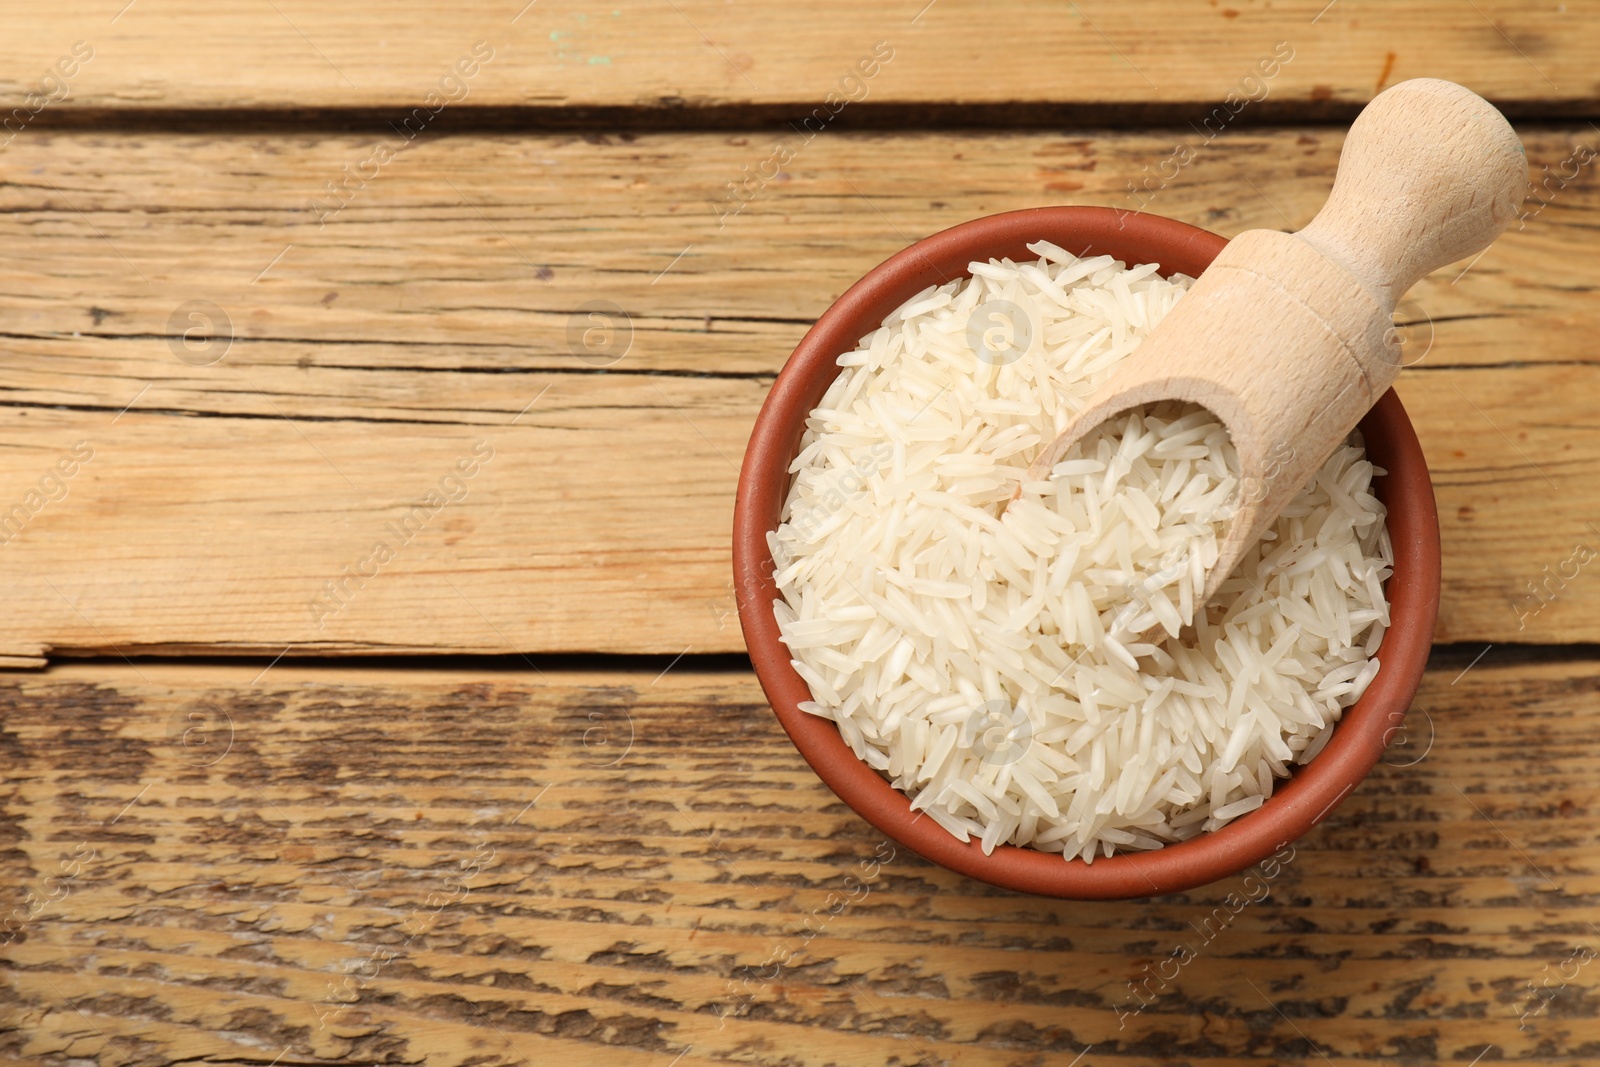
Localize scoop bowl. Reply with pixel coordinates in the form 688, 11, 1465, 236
732, 206, 1441, 899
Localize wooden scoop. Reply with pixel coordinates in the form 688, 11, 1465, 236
1022, 78, 1525, 608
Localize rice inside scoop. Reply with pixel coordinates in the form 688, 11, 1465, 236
769, 240, 1392, 862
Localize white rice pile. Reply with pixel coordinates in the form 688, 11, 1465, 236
769, 240, 1392, 862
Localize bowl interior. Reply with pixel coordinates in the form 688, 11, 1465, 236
733, 207, 1441, 899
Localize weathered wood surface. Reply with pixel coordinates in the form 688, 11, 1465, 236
1, 657, 1597, 1066
0, 0, 1595, 118
1, 7, 1595, 1067
0, 126, 1595, 661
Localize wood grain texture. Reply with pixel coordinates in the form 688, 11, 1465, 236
0, 0, 1596, 117
2, 9, 1594, 1067
2, 657, 1598, 1066
0, 125, 1596, 658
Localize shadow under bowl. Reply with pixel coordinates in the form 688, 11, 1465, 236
733, 206, 1441, 899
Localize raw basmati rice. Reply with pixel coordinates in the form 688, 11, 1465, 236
770, 240, 1392, 862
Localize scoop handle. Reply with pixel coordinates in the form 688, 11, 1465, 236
1296, 78, 1525, 303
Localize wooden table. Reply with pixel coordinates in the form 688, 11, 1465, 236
2, 3, 1597, 1064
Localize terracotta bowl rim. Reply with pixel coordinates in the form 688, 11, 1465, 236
732, 205, 1441, 899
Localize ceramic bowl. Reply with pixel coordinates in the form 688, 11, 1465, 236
733, 206, 1440, 899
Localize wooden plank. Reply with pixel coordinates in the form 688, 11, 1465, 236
0, 1, 1595, 118
2, 657, 1598, 1065
0, 126, 1595, 659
